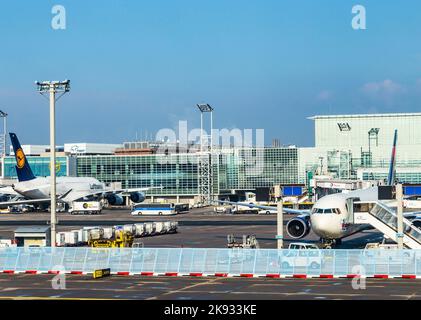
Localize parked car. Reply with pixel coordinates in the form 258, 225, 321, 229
258, 209, 277, 215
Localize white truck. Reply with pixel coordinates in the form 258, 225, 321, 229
68, 201, 102, 215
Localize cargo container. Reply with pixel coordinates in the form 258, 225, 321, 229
169, 221, 178, 233
64, 231, 78, 246
81, 229, 90, 243
123, 224, 135, 234
103, 227, 114, 239
133, 223, 145, 237
163, 221, 178, 233
81, 227, 97, 243
70, 229, 84, 244
56, 232, 66, 247
155, 222, 164, 234
144, 222, 155, 236
161, 222, 170, 234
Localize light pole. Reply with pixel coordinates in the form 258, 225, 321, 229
0, 110, 8, 157
36, 80, 70, 247
275, 185, 283, 249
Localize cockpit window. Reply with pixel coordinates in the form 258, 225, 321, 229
312, 208, 325, 214
312, 208, 341, 214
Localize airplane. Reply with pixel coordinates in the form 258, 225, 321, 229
217, 129, 421, 248
0, 133, 161, 209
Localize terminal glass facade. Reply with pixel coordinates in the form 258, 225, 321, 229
3, 156, 69, 178
218, 148, 298, 191
77, 154, 200, 196
76, 147, 299, 196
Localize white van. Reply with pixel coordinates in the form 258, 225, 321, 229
288, 242, 319, 250
280, 243, 322, 269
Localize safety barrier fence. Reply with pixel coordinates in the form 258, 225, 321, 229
1, 247, 421, 279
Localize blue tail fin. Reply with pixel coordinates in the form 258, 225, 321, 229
387, 129, 398, 186
9, 133, 36, 182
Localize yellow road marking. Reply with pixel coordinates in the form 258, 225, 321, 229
146, 278, 218, 300
0, 296, 124, 301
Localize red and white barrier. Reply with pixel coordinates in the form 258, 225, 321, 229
0, 270, 419, 279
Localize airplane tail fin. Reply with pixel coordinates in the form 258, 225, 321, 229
387, 129, 398, 186
9, 133, 36, 182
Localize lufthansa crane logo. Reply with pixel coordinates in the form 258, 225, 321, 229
49, 162, 61, 173
15, 148, 25, 169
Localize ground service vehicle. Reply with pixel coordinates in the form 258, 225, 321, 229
288, 243, 319, 250
68, 201, 102, 215
88, 228, 134, 248
131, 203, 176, 215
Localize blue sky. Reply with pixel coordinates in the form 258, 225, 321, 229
1, 0, 421, 146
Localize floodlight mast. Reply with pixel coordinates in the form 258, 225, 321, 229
196, 103, 214, 152
36, 80, 70, 247
0, 110, 8, 157
196, 103, 214, 206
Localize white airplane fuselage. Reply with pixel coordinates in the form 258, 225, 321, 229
12, 176, 106, 203
309, 187, 378, 240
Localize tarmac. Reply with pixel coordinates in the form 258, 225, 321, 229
0, 207, 419, 300
0, 273, 419, 300
0, 207, 385, 249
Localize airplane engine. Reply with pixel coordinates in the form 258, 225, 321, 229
286, 216, 311, 239
129, 192, 145, 203
106, 194, 124, 206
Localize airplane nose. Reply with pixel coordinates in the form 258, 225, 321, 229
310, 215, 340, 238
310, 215, 324, 230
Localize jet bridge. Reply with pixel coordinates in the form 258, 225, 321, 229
352, 201, 421, 249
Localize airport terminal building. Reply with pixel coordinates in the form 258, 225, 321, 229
76, 147, 299, 199
2, 112, 421, 202
306, 113, 421, 183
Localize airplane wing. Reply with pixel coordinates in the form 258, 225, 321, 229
118, 186, 164, 195
70, 186, 164, 201
0, 186, 19, 196
0, 198, 52, 208
216, 200, 311, 215
0, 189, 72, 208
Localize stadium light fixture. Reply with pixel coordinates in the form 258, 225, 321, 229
196, 103, 213, 113
0, 110, 8, 157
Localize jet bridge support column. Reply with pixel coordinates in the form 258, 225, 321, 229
396, 184, 404, 249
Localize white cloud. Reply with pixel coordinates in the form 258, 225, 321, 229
362, 79, 405, 96
316, 90, 333, 101
361, 79, 406, 105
